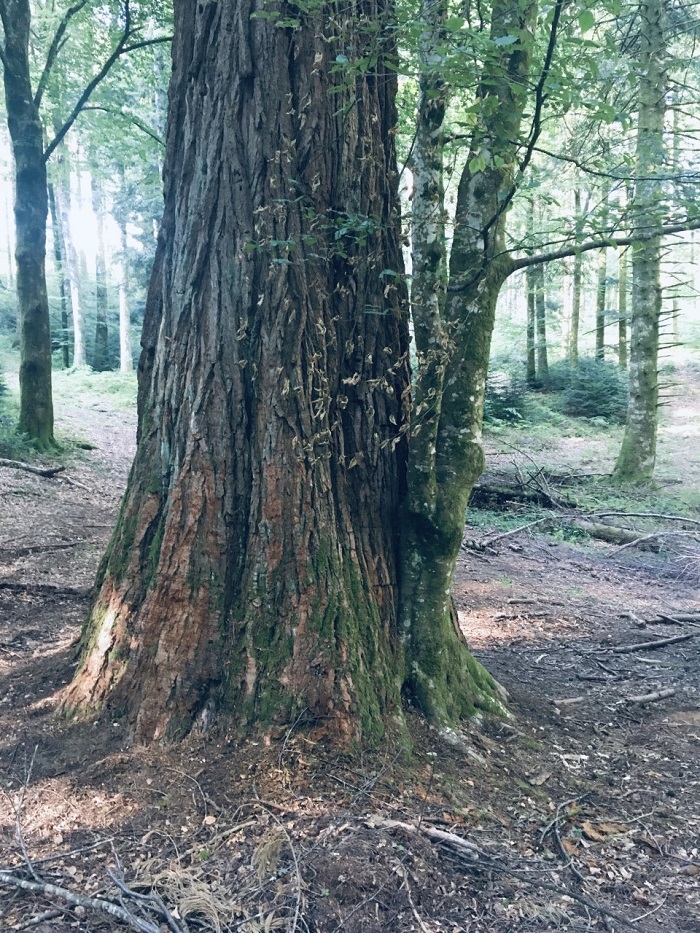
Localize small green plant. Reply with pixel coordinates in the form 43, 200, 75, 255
545, 357, 628, 423
484, 369, 530, 424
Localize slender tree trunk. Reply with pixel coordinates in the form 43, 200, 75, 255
595, 248, 607, 359
118, 223, 133, 373
526, 265, 536, 385
400, 0, 536, 725
615, 0, 667, 483
534, 263, 548, 379
0, 0, 55, 446
55, 175, 86, 368
569, 187, 582, 365
47, 182, 71, 368
91, 177, 110, 371
618, 247, 628, 369
65, 0, 411, 744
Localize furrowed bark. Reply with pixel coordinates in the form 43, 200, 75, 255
615, 0, 667, 483
65, 0, 410, 744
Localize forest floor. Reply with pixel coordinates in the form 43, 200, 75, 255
0, 360, 699, 933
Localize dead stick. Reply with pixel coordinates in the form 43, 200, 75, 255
0, 872, 159, 933
484, 517, 553, 545
610, 531, 700, 555
0, 459, 65, 478
612, 632, 698, 654
591, 510, 700, 527
626, 688, 676, 704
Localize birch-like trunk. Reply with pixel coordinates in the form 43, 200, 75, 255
618, 247, 628, 369
534, 263, 548, 379
55, 178, 86, 368
47, 182, 71, 368
118, 219, 133, 373
595, 249, 607, 360
568, 187, 582, 365
615, 0, 667, 482
91, 177, 110, 371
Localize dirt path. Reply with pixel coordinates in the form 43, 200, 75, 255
1, 379, 699, 932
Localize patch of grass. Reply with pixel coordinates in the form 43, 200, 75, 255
53, 367, 137, 413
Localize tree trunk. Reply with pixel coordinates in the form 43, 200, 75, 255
615, 0, 667, 483
64, 0, 411, 744
47, 182, 71, 368
400, 0, 536, 725
618, 247, 628, 368
91, 176, 110, 371
568, 187, 582, 365
0, 0, 55, 446
55, 171, 87, 368
526, 265, 536, 385
535, 263, 548, 379
118, 224, 133, 373
595, 248, 607, 360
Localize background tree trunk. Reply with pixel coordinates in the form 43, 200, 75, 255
65, 0, 410, 744
91, 177, 110, 371
47, 182, 71, 368
618, 247, 628, 368
595, 248, 607, 360
535, 263, 549, 379
0, 0, 55, 446
568, 187, 582, 365
55, 171, 86, 368
615, 0, 667, 483
526, 265, 537, 385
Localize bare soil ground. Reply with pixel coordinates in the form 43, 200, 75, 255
0, 371, 699, 933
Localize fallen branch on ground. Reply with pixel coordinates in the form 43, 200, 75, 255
0, 871, 163, 933
625, 688, 676, 704
0, 459, 65, 478
0, 582, 90, 598
610, 531, 700, 556
611, 632, 698, 654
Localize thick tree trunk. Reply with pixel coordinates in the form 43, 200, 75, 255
615, 0, 667, 483
595, 249, 607, 360
534, 263, 548, 379
91, 177, 110, 371
618, 247, 628, 368
1, 0, 55, 446
65, 0, 410, 744
48, 182, 71, 368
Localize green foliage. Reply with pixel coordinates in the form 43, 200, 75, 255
545, 357, 629, 423
484, 368, 530, 424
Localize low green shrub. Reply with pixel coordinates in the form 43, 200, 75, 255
545, 357, 628, 423
484, 369, 530, 423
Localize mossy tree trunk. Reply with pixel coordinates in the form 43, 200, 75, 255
400, 0, 537, 726
64, 0, 411, 744
0, 0, 55, 446
615, 0, 667, 483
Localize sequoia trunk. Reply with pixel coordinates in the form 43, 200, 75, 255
65, 0, 410, 743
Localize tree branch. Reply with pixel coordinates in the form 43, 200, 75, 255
42, 0, 171, 163
80, 105, 165, 146
510, 216, 700, 271
34, 0, 90, 109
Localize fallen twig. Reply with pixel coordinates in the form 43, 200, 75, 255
625, 687, 676, 704
611, 632, 698, 654
591, 510, 700, 527
0, 871, 160, 933
483, 517, 554, 545
610, 530, 700, 555
0, 458, 65, 478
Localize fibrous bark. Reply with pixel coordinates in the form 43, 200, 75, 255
65, 0, 411, 744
